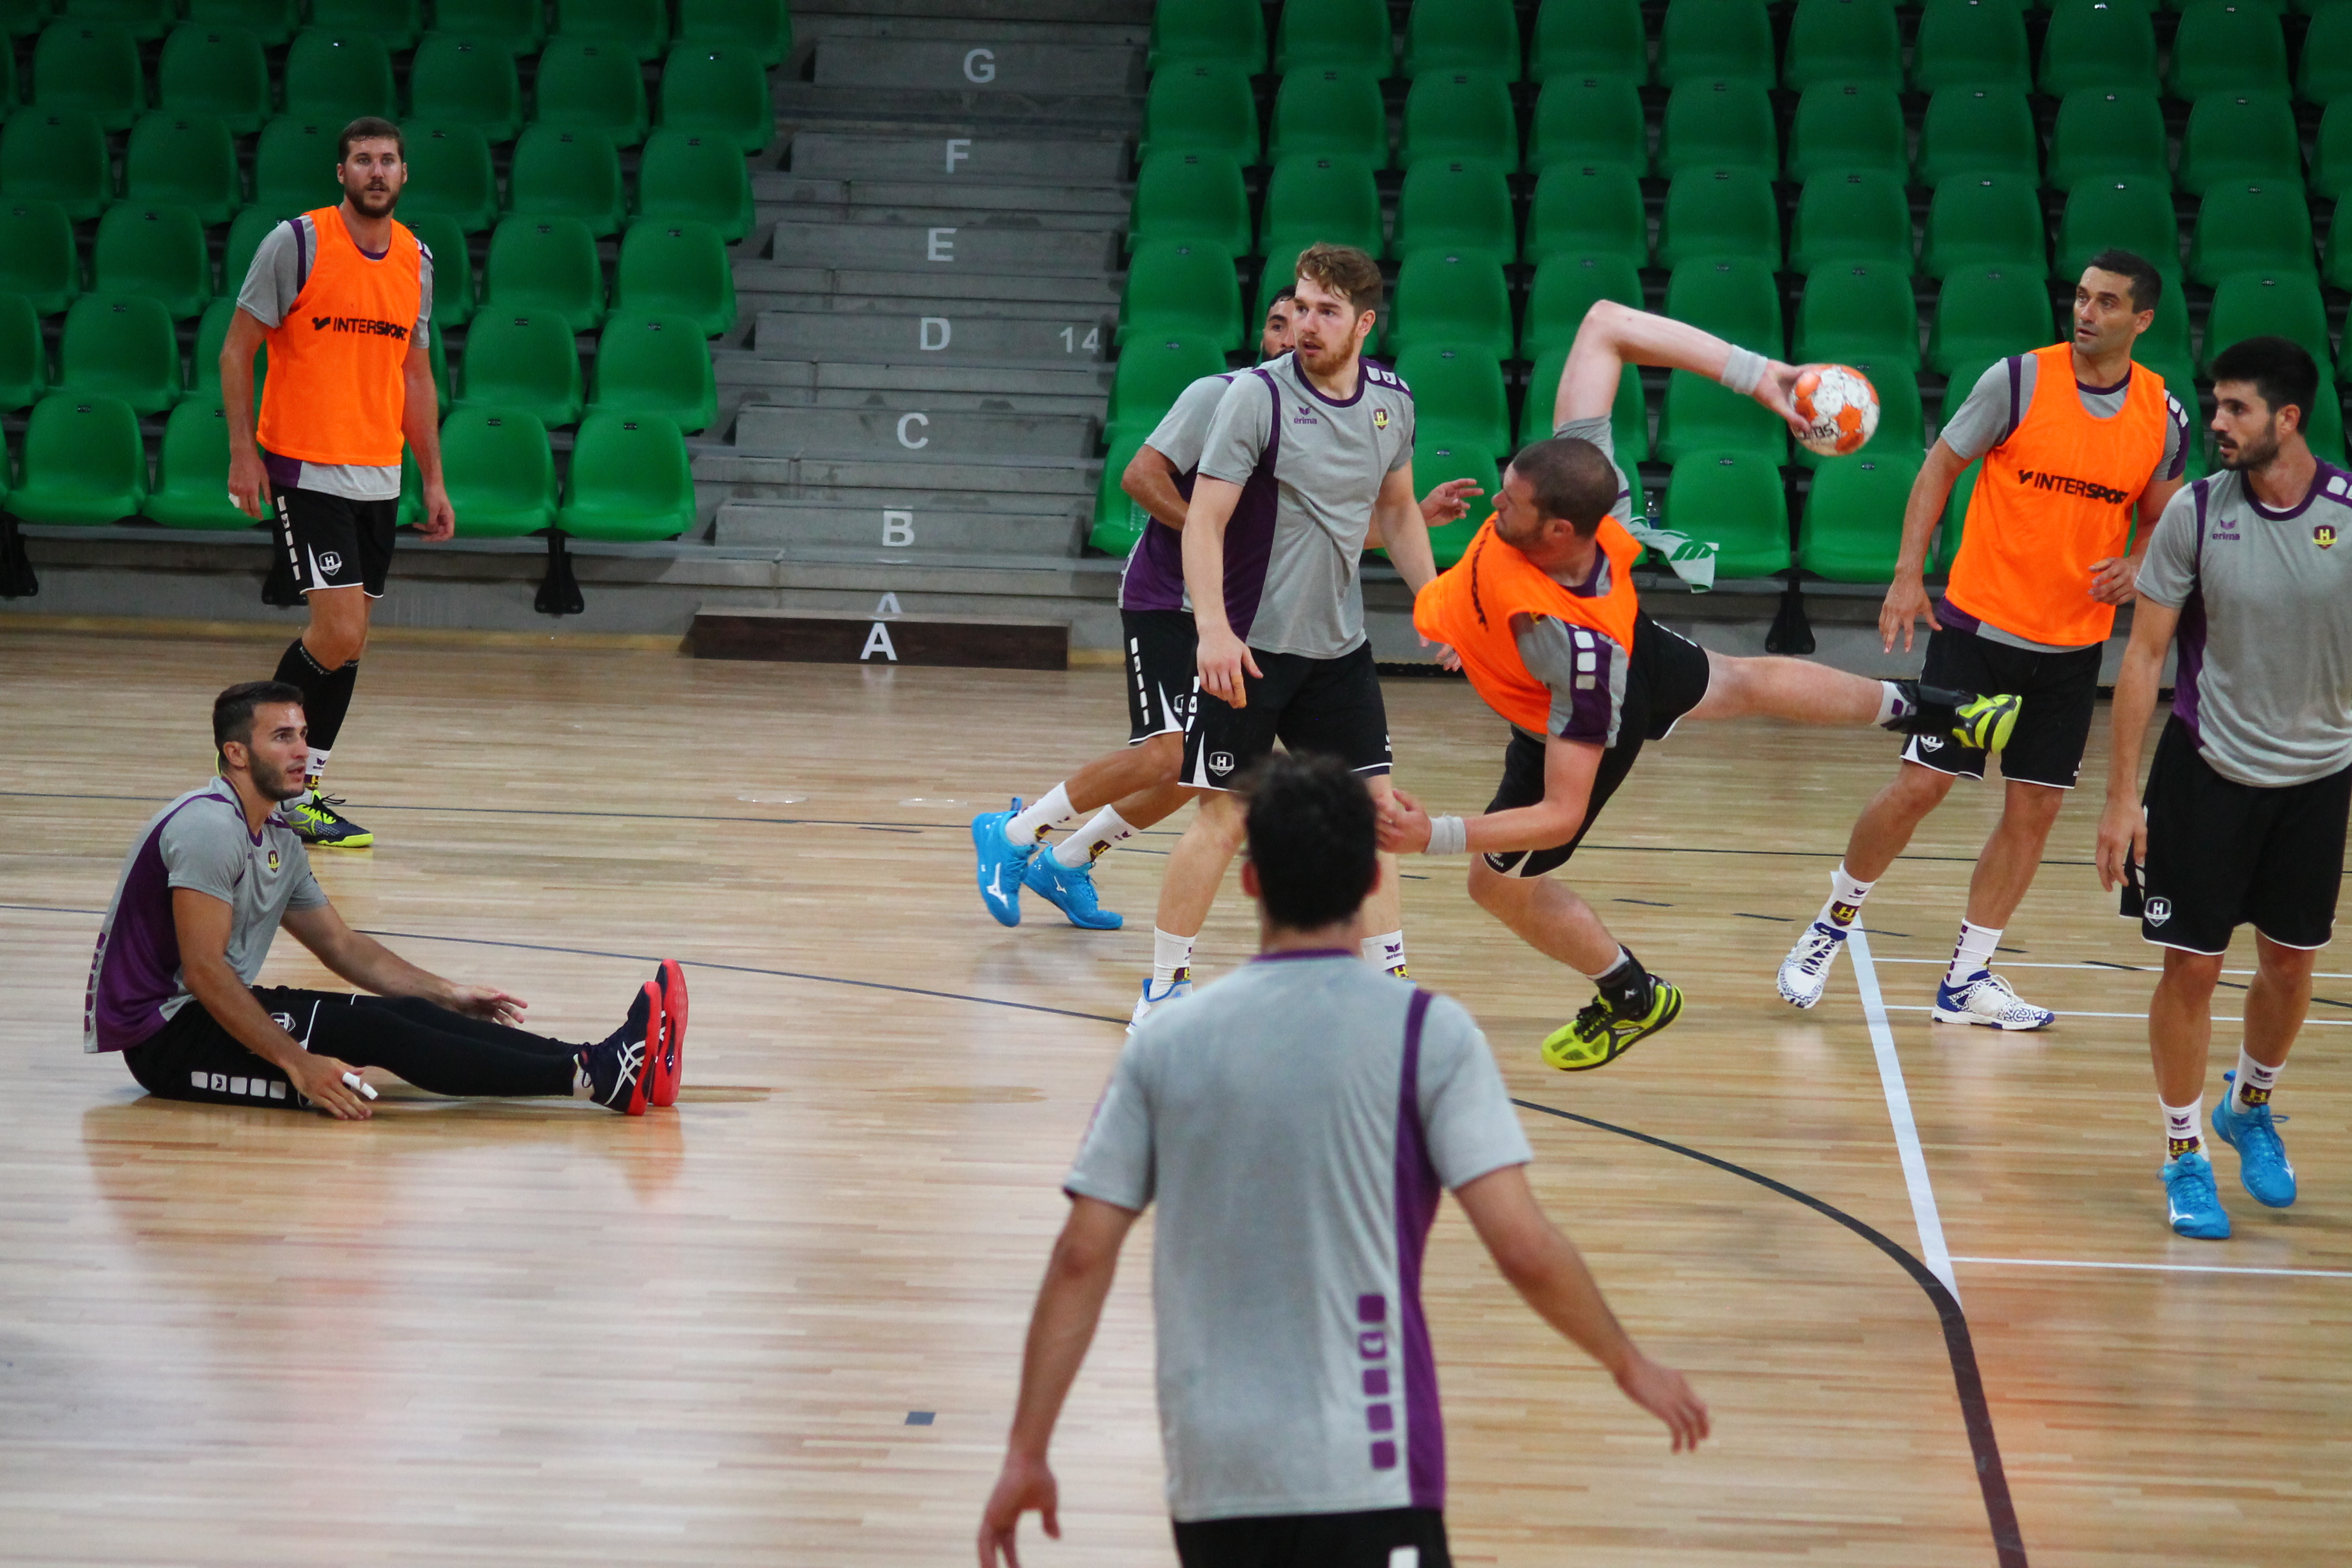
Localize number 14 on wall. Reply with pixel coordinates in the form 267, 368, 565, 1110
1058, 326, 1099, 353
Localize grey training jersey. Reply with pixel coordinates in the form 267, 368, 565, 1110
2136, 465, 2352, 787
84, 778, 326, 1053
1515, 415, 1636, 745
237, 215, 436, 501
1120, 372, 1233, 613
1196, 352, 1417, 658
1065, 954, 1531, 1523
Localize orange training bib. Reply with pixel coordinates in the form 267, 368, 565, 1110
257, 209, 422, 468
1414, 515, 1644, 733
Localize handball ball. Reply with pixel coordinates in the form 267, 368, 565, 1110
1793, 364, 1880, 458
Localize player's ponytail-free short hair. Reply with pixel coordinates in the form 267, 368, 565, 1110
1292, 243, 1385, 318
2211, 335, 2321, 433
214, 680, 306, 764
1508, 437, 1622, 536
1241, 753, 1379, 932
1270, 282, 1297, 306
338, 116, 404, 162
2083, 248, 2162, 314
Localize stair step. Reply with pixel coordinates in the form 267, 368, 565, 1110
755, 308, 1111, 364
734, 402, 1095, 458
762, 194, 1125, 231
714, 502, 1084, 553
813, 37, 1142, 97
735, 266, 1123, 308
765, 219, 1114, 274
756, 173, 1131, 214
792, 0, 1153, 24
794, 11, 1148, 45
775, 82, 1140, 129
694, 452, 1096, 498
787, 130, 1128, 183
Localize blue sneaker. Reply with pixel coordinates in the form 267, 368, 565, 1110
2212, 1072, 2297, 1208
1022, 848, 1123, 929
2162, 1149, 2232, 1239
970, 801, 1039, 927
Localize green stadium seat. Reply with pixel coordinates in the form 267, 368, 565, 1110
122, 113, 238, 226
1912, 0, 2031, 92
2202, 269, 2331, 372
1933, 458, 1980, 572
409, 35, 524, 144
1526, 162, 1647, 267
1391, 159, 1513, 262
2046, 89, 2171, 190
1120, 239, 1242, 351
2055, 177, 2182, 280
508, 126, 625, 236
64, 0, 180, 43
1404, 0, 1518, 79
657, 44, 771, 154
187, 0, 296, 48
309, 0, 420, 51
1090, 424, 1152, 556
222, 206, 287, 296
1783, 0, 1903, 91
92, 204, 209, 319
57, 293, 180, 412
674, 0, 790, 67
1666, 255, 1783, 363
0, 199, 78, 314
156, 23, 269, 136
431, 0, 547, 55
1790, 170, 1913, 272
440, 406, 556, 536
284, 30, 397, 123
1657, 0, 1776, 89
0, 37, 13, 116
1793, 357, 1922, 467
1148, 0, 1265, 74
1396, 344, 1509, 455
589, 312, 714, 432
1658, 79, 1778, 179
143, 398, 255, 529
2307, 384, 2348, 458
2324, 198, 2352, 287
559, 410, 694, 540
402, 122, 500, 233
1794, 261, 1921, 369
1130, 150, 1251, 258
1787, 81, 1907, 182
0, 108, 108, 221
2189, 180, 2316, 281
0, 291, 46, 408
1928, 264, 2057, 372
483, 214, 605, 331
1410, 434, 1501, 567
1664, 447, 1791, 574
1387, 249, 1511, 358
0, 0, 42, 34
1530, 0, 1646, 84
1104, 332, 1225, 432
1798, 450, 1924, 579
1528, 74, 1643, 177
634, 128, 753, 242
536, 36, 647, 146
554, 0, 667, 62
1915, 89, 2039, 186
1268, 68, 1389, 168
458, 308, 584, 427
1274, 0, 1393, 76
7, 392, 145, 524
2297, 6, 2352, 103
1400, 70, 1518, 170
429, 320, 450, 413
1260, 154, 1381, 260
2167, 2, 2288, 100
2177, 92, 2301, 194
253, 118, 342, 213
1657, 166, 1782, 270
1517, 353, 1648, 459
1520, 251, 1643, 356
2039, 0, 2159, 96
2132, 275, 2194, 364
405, 210, 476, 330
33, 20, 142, 132
1140, 62, 1258, 165
190, 296, 237, 397
1920, 175, 2047, 279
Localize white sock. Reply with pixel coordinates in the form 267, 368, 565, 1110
1054, 805, 1136, 868
1946, 921, 2001, 987
2162, 1096, 2203, 1158
1585, 944, 1631, 982
573, 1052, 594, 1098
1874, 681, 1910, 726
304, 745, 330, 792
1152, 928, 1195, 984
1005, 783, 1079, 847
2234, 1048, 2283, 1109
1817, 864, 1875, 929
1363, 930, 1406, 972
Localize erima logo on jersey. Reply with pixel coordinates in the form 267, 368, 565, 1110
2145, 896, 2173, 927
310, 315, 410, 339
2013, 470, 2130, 505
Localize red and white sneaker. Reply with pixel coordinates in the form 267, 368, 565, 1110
650, 959, 688, 1107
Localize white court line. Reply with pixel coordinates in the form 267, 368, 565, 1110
1879, 1004, 2352, 1026
1846, 926, 1958, 1299
1953, 1255, 2352, 1282
1871, 956, 2352, 981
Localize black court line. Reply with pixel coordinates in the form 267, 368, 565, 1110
1513, 1096, 2028, 1568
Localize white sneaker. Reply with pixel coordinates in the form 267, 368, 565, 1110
1777, 921, 1848, 1009
1931, 970, 2055, 1030
1128, 973, 1193, 1032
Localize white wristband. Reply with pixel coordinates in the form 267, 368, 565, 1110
1717, 346, 1767, 398
1425, 815, 1468, 856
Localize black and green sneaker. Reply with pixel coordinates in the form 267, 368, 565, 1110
284, 789, 374, 848
1541, 975, 1685, 1071
1884, 683, 2022, 754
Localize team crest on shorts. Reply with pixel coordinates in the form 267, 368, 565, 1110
319, 550, 344, 575
1373, 409, 1390, 429
2145, 896, 2173, 927
2316, 524, 2338, 549
1208, 750, 1235, 776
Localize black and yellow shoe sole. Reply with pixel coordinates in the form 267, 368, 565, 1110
1540, 982, 1686, 1072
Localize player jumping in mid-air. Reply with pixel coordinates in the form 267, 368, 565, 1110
1381, 302, 2021, 1071
1776, 251, 2187, 1027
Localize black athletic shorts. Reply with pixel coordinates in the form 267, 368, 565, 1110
1899, 627, 2100, 789
274, 481, 398, 597
1482, 612, 1712, 879
1182, 639, 1391, 790
1173, 1507, 1450, 1568
2137, 716, 2352, 954
1124, 608, 1197, 745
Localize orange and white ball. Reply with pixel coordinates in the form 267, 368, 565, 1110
1792, 364, 1881, 458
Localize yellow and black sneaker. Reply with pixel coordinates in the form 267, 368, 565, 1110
1885, 682, 2022, 754
285, 788, 374, 848
1541, 976, 1685, 1071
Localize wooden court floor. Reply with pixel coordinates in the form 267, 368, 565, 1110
0, 626, 2345, 1567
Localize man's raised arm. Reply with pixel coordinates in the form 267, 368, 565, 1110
1554, 300, 1804, 432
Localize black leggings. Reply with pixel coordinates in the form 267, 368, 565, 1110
122, 986, 588, 1108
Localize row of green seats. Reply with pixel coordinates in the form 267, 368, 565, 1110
5, 0, 791, 62
2, 391, 695, 540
